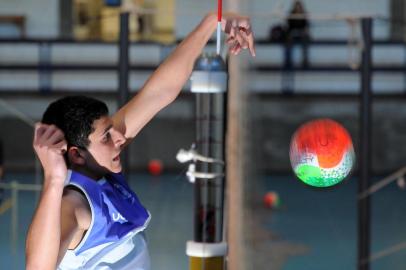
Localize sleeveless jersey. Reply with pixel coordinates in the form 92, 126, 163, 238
58, 170, 151, 270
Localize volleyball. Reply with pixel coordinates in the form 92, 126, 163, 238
289, 119, 355, 187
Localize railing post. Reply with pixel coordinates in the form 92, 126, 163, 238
358, 17, 373, 270
10, 181, 18, 268
38, 42, 52, 92
118, 11, 130, 175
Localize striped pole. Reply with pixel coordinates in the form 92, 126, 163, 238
216, 0, 222, 55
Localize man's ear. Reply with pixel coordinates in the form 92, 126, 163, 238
67, 146, 86, 166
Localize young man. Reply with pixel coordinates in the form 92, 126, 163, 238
25, 11, 255, 270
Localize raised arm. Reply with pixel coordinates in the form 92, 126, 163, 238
112, 12, 255, 141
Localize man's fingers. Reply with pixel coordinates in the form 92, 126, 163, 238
238, 29, 249, 49
226, 36, 235, 45
33, 123, 67, 151
40, 125, 58, 142
234, 44, 242, 55
239, 26, 252, 37
230, 43, 241, 55
48, 130, 66, 146
229, 41, 237, 54
248, 37, 256, 57
34, 123, 44, 142
47, 128, 67, 153
224, 20, 232, 34
54, 140, 68, 154
238, 26, 256, 56
234, 31, 247, 50
248, 30, 256, 56
229, 30, 252, 56
222, 16, 256, 57
33, 123, 51, 145
240, 28, 256, 56
221, 14, 256, 56
236, 17, 251, 31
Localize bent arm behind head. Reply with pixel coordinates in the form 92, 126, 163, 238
26, 124, 90, 269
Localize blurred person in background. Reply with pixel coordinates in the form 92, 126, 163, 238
287, 0, 310, 66
283, 0, 311, 92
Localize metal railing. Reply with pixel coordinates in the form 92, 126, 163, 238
1, 38, 406, 94
0, 181, 41, 269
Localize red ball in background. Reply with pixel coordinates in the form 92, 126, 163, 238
148, 159, 163, 176
263, 191, 280, 209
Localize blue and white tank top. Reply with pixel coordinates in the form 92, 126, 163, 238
58, 170, 151, 270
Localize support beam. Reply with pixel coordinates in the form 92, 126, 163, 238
118, 12, 130, 174
358, 17, 373, 270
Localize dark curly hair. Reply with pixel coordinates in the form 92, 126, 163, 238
41, 96, 109, 149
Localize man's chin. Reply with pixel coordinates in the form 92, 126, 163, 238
111, 164, 122, 173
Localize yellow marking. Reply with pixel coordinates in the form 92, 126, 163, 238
0, 198, 13, 215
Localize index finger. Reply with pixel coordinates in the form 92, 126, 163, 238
34, 122, 47, 141
239, 27, 256, 57
237, 20, 256, 57
248, 32, 256, 57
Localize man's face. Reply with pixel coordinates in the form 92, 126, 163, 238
83, 116, 126, 177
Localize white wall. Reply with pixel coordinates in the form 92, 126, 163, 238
0, 0, 392, 38
176, 0, 391, 39
0, 0, 59, 37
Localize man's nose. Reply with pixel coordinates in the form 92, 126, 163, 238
111, 129, 126, 147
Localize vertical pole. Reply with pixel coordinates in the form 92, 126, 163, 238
59, 0, 73, 39
188, 54, 228, 270
11, 181, 18, 268
39, 42, 52, 93
194, 93, 225, 243
118, 12, 130, 175
358, 17, 372, 270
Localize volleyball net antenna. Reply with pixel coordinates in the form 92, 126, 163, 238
210, 8, 406, 270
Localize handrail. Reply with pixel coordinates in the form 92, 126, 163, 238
0, 37, 405, 45
0, 181, 42, 191
0, 38, 405, 94
359, 166, 406, 263
0, 180, 41, 266
0, 63, 158, 71
255, 38, 406, 46
0, 38, 178, 45
358, 166, 406, 199
254, 64, 406, 72
1, 63, 406, 72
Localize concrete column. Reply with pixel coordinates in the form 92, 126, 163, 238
390, 0, 405, 40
